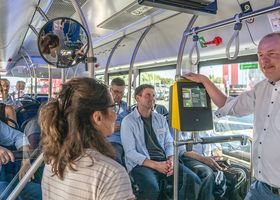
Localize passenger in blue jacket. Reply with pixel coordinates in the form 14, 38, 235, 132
121, 84, 201, 200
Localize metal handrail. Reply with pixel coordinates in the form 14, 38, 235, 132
104, 36, 125, 84
173, 133, 253, 200
127, 25, 152, 107
70, 0, 95, 77
175, 15, 198, 78
176, 4, 280, 77
6, 151, 43, 200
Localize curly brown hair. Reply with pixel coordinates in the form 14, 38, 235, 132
39, 77, 115, 179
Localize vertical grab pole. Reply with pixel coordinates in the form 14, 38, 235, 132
70, 0, 95, 77
21, 48, 36, 96
173, 129, 180, 200
104, 36, 125, 84
32, 66, 38, 98
48, 65, 53, 99
174, 15, 198, 200
127, 25, 152, 107
61, 68, 66, 83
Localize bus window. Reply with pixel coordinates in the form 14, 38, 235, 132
139, 67, 175, 111
37, 78, 62, 96
199, 62, 258, 159
95, 74, 104, 81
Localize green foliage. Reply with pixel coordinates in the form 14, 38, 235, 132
209, 75, 222, 84
140, 73, 173, 85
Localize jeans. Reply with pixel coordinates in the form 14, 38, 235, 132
131, 163, 201, 200
0, 181, 42, 200
181, 156, 216, 200
0, 159, 43, 200
110, 142, 125, 167
245, 180, 280, 200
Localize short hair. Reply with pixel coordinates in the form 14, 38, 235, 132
110, 77, 125, 87
16, 81, 25, 86
259, 32, 280, 46
0, 78, 10, 85
134, 84, 154, 99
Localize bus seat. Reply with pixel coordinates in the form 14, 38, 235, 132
16, 103, 41, 132
35, 96, 48, 103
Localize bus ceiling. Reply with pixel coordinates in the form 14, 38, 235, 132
0, 0, 278, 76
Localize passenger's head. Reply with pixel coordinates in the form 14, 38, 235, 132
134, 84, 155, 110
0, 78, 10, 98
16, 81, 26, 91
39, 33, 60, 54
110, 78, 125, 103
39, 77, 117, 178
258, 32, 280, 82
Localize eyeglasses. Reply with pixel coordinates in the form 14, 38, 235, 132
110, 88, 124, 96
105, 102, 120, 114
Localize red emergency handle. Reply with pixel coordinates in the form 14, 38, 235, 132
204, 36, 222, 46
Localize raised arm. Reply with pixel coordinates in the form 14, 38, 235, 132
183, 73, 227, 108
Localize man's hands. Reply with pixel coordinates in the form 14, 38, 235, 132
201, 157, 223, 171
182, 73, 208, 84
153, 156, 174, 176
0, 146, 14, 164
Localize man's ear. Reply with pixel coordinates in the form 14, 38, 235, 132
135, 95, 140, 103
91, 111, 103, 126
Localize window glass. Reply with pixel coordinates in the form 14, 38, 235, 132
36, 78, 62, 96
95, 74, 104, 81
140, 68, 175, 111
199, 62, 261, 160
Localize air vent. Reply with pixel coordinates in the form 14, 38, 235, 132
46, 0, 88, 19
97, 1, 157, 30
138, 0, 217, 15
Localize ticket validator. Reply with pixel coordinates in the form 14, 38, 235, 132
169, 79, 213, 131
170, 79, 214, 200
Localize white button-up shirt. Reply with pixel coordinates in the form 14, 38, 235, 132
215, 79, 280, 188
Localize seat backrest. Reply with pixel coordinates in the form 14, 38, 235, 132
16, 103, 41, 132
35, 96, 48, 103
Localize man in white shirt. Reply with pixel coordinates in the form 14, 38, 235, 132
184, 32, 280, 199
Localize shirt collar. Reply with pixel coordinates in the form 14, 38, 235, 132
133, 106, 153, 119
268, 79, 280, 86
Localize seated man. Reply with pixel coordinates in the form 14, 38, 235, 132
121, 84, 201, 200
107, 78, 128, 166
179, 131, 247, 200
0, 79, 22, 109
24, 117, 41, 150
0, 120, 41, 200
0, 102, 17, 128
14, 81, 27, 99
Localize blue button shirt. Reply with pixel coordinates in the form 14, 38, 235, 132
107, 101, 128, 144
0, 95, 22, 108
0, 121, 29, 149
121, 108, 173, 172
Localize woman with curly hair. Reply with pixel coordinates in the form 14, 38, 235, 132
40, 77, 134, 200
